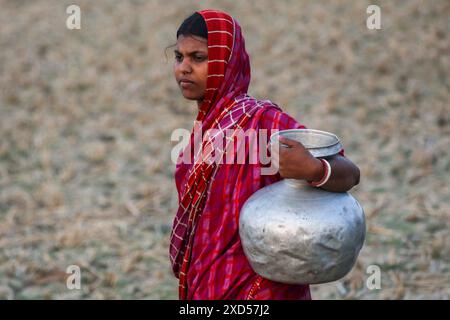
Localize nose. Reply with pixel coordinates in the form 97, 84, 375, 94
178, 58, 192, 75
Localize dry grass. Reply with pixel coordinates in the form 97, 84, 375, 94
0, 0, 449, 299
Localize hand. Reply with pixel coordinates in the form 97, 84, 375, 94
270, 136, 324, 181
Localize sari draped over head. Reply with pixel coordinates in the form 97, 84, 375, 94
170, 9, 311, 300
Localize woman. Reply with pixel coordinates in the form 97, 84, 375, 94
170, 9, 360, 300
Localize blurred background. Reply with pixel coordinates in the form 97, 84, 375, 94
0, 0, 449, 299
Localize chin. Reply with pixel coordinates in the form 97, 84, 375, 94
182, 92, 202, 101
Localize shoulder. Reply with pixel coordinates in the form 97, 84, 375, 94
258, 103, 307, 131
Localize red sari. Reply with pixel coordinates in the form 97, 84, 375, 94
170, 9, 311, 300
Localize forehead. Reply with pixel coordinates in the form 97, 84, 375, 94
176, 35, 208, 53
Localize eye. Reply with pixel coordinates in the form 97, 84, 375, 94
194, 55, 206, 62
175, 53, 182, 62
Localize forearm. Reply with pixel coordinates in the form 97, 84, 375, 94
311, 155, 360, 193
275, 136, 360, 193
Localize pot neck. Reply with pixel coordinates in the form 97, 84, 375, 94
284, 178, 311, 188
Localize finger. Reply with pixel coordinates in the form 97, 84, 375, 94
278, 146, 289, 156
278, 136, 302, 148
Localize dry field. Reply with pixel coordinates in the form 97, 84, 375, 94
0, 0, 449, 299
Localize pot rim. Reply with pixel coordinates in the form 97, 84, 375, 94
270, 129, 341, 149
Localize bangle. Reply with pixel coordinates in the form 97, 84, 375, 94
308, 159, 332, 187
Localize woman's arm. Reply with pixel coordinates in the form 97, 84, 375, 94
272, 136, 360, 193
311, 154, 360, 192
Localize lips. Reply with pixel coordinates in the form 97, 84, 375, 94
179, 78, 194, 84
179, 79, 195, 89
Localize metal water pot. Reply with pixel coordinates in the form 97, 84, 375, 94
239, 129, 365, 284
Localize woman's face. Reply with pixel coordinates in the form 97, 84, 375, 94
173, 35, 208, 103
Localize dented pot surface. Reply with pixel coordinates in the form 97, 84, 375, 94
239, 129, 365, 284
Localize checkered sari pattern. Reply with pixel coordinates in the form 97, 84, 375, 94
170, 9, 324, 300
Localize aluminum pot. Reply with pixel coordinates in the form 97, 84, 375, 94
239, 129, 365, 284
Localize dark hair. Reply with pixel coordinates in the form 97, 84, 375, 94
165, 12, 207, 61
176, 12, 207, 40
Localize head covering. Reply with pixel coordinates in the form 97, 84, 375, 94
169, 9, 310, 300
170, 8, 256, 273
